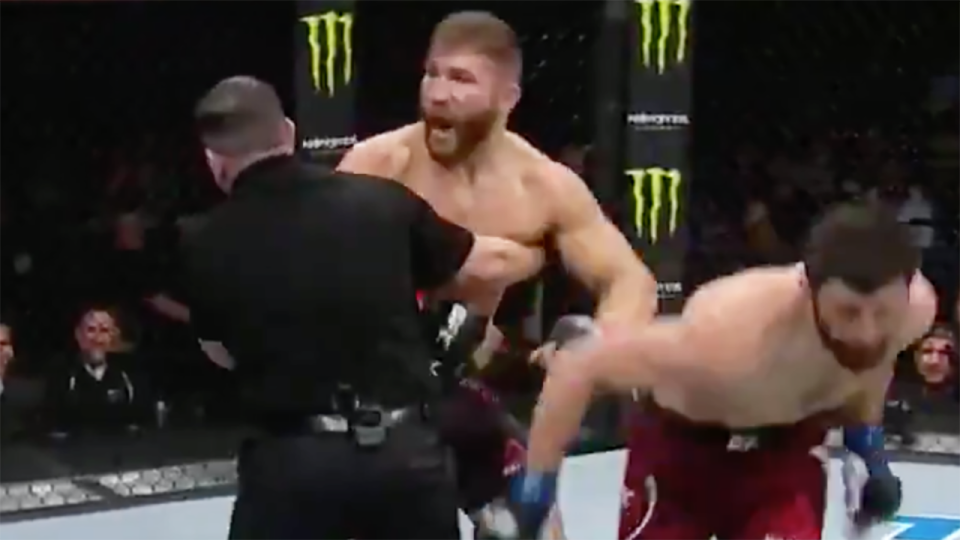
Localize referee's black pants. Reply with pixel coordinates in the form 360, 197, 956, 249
227, 417, 460, 539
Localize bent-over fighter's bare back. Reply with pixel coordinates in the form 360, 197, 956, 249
645, 265, 936, 428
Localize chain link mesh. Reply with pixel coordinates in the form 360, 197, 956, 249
1, 0, 956, 519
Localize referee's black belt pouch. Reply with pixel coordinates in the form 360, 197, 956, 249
248, 405, 426, 439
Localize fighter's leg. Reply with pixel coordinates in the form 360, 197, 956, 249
618, 409, 712, 540
725, 446, 828, 540
618, 470, 710, 539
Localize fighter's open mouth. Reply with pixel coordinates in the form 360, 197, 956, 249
427, 117, 454, 130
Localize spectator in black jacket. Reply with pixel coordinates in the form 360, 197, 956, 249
46, 308, 148, 437
0, 322, 45, 442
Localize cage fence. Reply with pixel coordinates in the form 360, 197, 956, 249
0, 0, 957, 521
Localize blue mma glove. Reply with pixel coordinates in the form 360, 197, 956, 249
843, 425, 902, 525
510, 470, 559, 539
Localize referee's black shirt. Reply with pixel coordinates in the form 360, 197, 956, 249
179, 155, 475, 417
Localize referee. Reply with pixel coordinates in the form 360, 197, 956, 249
180, 76, 544, 539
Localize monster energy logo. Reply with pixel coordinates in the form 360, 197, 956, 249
635, 0, 690, 74
626, 167, 682, 243
301, 11, 354, 97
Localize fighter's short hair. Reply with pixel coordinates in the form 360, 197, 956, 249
803, 201, 919, 293
194, 76, 286, 157
430, 11, 522, 79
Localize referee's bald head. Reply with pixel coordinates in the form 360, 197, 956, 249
195, 76, 294, 158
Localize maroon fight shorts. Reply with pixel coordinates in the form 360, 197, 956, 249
619, 400, 829, 540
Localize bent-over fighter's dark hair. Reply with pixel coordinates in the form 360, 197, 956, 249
194, 76, 287, 157
803, 201, 919, 293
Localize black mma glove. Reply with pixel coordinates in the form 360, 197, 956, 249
546, 315, 599, 350
856, 474, 902, 526
426, 302, 490, 384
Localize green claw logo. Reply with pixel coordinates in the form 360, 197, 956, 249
625, 167, 683, 243
301, 11, 354, 97
635, 0, 691, 74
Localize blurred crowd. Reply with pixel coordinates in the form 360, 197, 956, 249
1, 86, 958, 449
684, 96, 960, 416
0, 165, 233, 442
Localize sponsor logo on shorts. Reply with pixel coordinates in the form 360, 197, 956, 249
625, 167, 682, 244
300, 11, 354, 97
633, 0, 691, 74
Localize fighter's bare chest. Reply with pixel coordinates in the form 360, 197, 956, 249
397, 169, 550, 243
751, 344, 863, 413
682, 333, 868, 425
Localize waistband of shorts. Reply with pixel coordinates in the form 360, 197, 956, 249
645, 398, 822, 444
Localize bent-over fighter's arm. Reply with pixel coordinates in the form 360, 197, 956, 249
543, 162, 658, 327
526, 275, 734, 472
840, 272, 936, 526
843, 272, 937, 425
526, 318, 693, 471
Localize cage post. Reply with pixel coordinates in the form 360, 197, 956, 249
294, 0, 358, 164
591, 0, 631, 217
623, 0, 693, 310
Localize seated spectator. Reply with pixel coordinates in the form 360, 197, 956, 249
45, 307, 149, 438
913, 324, 958, 401
1, 322, 45, 440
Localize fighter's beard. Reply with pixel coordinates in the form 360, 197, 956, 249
422, 110, 498, 165
811, 301, 887, 372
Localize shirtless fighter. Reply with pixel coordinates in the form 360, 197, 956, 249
507, 202, 937, 540
336, 10, 657, 538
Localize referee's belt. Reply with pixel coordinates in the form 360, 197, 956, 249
254, 406, 421, 437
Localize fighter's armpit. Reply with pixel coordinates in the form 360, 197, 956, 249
535, 160, 656, 325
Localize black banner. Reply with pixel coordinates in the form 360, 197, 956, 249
624, 0, 692, 305
295, 0, 358, 161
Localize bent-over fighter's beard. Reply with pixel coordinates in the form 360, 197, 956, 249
811, 300, 887, 373
422, 108, 499, 164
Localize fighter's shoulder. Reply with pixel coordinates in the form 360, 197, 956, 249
508, 135, 591, 201
337, 125, 417, 178
681, 266, 796, 333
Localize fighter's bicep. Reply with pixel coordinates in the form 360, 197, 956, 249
546, 166, 636, 288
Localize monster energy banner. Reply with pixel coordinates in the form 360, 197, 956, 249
295, 0, 358, 160
624, 0, 692, 305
